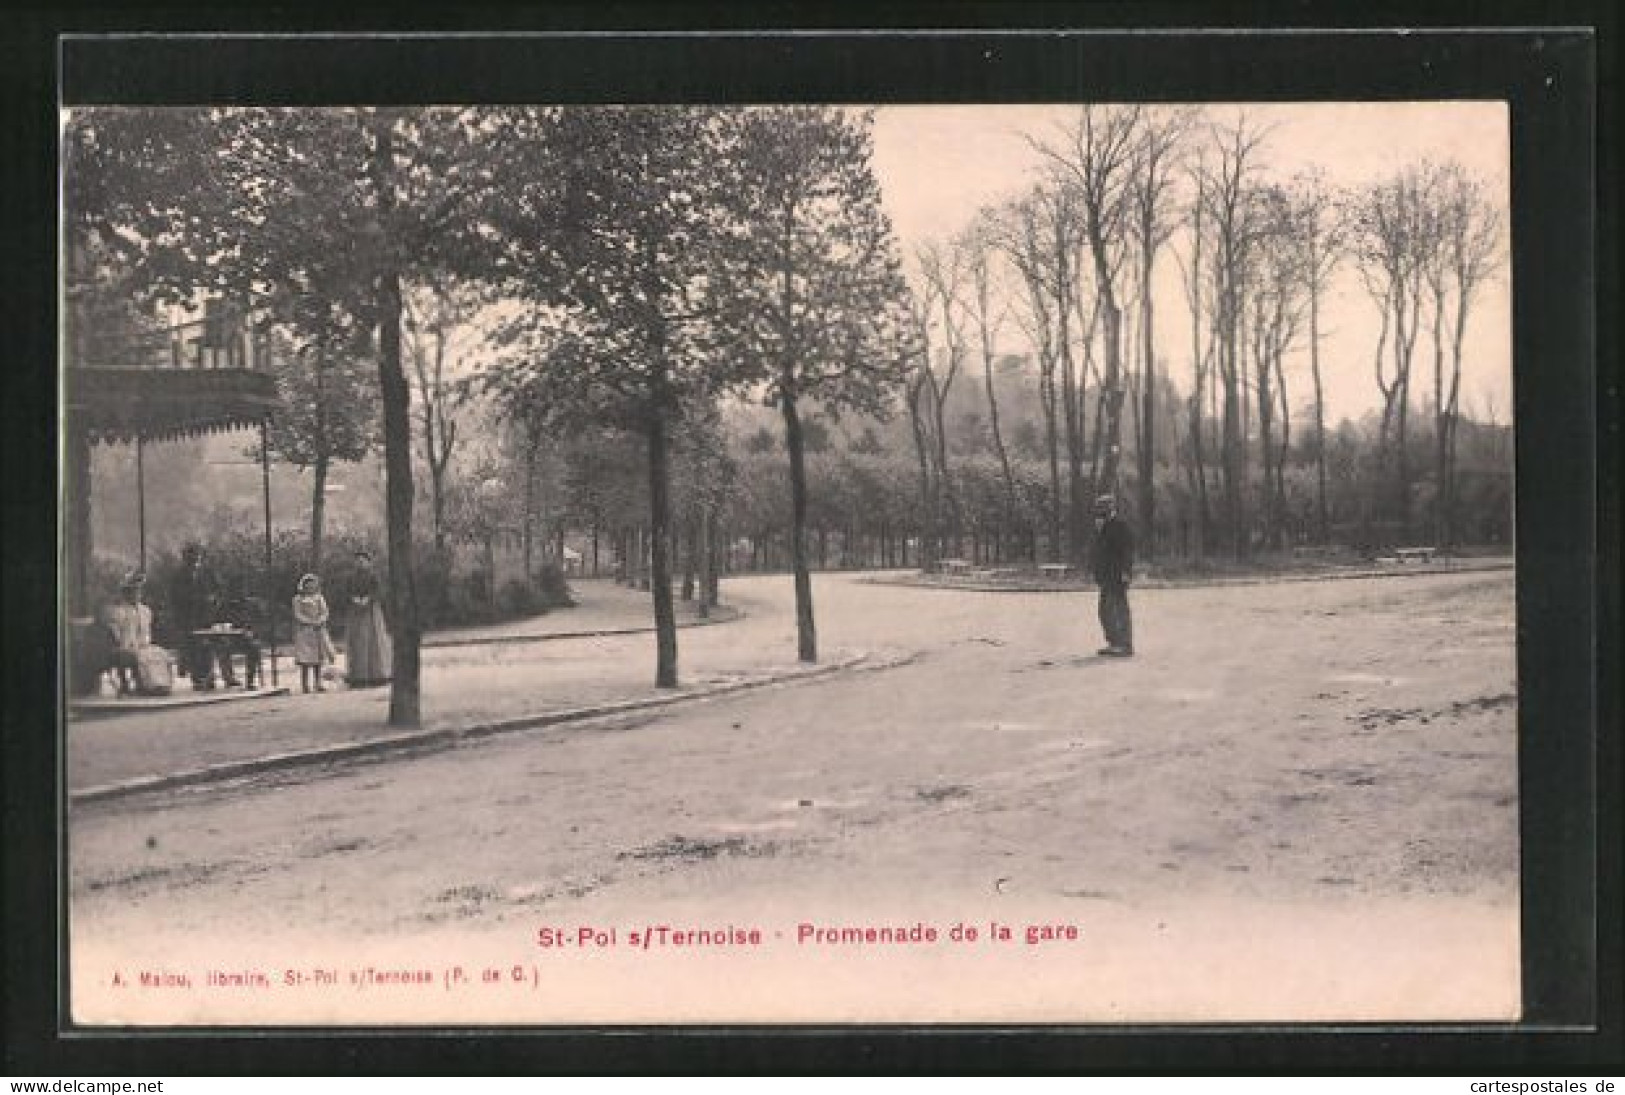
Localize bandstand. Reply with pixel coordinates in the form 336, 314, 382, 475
64, 299, 286, 704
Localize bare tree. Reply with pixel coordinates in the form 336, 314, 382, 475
1193, 115, 1270, 558
908, 240, 968, 566
1036, 104, 1143, 519
1351, 162, 1444, 541
1127, 106, 1195, 559
998, 188, 1069, 561
1425, 163, 1503, 549
1250, 185, 1308, 549
1284, 168, 1346, 544
1174, 150, 1217, 559
961, 212, 1023, 561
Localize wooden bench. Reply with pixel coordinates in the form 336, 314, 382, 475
1393, 546, 1438, 564
1038, 563, 1074, 579
938, 558, 973, 577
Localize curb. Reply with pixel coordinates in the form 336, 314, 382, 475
421, 605, 744, 651
71, 649, 912, 806
868, 560, 1514, 594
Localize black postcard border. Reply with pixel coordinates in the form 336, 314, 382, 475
4, 4, 1618, 1076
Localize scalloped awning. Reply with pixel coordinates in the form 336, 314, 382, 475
65, 367, 279, 444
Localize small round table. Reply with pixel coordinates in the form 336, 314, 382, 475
189, 625, 260, 688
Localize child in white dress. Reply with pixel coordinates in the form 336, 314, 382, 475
291, 573, 334, 693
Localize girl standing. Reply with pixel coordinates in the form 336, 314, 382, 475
291, 573, 333, 693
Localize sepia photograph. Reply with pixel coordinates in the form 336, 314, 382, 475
60, 96, 1524, 1026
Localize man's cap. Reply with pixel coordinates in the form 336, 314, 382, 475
1093, 494, 1117, 514
298, 573, 321, 590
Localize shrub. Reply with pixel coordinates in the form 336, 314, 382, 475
90, 524, 578, 643
498, 578, 546, 619
531, 562, 576, 609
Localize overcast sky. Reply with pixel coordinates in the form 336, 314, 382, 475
869, 103, 1512, 426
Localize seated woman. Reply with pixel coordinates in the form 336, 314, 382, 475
103, 571, 161, 696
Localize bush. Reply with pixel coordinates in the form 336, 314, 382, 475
92, 525, 579, 643
531, 562, 576, 609
498, 578, 546, 618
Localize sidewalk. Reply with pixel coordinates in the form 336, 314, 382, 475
67, 583, 891, 802
421, 577, 739, 649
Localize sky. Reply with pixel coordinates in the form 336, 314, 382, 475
868, 103, 1513, 426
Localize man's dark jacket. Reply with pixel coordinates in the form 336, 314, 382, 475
1092, 516, 1134, 587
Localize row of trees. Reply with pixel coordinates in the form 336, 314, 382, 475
898, 108, 1503, 572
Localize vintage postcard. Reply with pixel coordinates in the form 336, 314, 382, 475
62, 95, 1521, 1026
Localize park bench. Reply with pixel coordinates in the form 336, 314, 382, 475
1038, 563, 1073, 579
938, 558, 973, 577
1393, 546, 1438, 564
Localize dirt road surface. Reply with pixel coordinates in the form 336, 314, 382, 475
69, 570, 1519, 1025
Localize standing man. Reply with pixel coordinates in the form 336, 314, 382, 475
1091, 494, 1134, 657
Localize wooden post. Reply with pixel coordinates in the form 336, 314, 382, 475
136, 437, 147, 573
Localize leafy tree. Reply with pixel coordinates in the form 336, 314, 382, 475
492, 106, 736, 687
66, 106, 507, 726
404, 278, 482, 554
253, 280, 381, 571
711, 106, 914, 661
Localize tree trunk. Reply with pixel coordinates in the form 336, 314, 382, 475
1058, 288, 1086, 569
680, 518, 696, 602
1138, 252, 1157, 561
522, 444, 537, 579
1274, 345, 1292, 547
982, 334, 1019, 562
1039, 361, 1062, 561
1254, 320, 1276, 549
1393, 285, 1420, 539
698, 507, 715, 617
1311, 288, 1329, 544
781, 387, 818, 662
1221, 297, 1243, 560
646, 413, 678, 688
310, 453, 329, 571
1061, 348, 1086, 568
1097, 294, 1128, 497
1444, 295, 1470, 548
907, 380, 940, 572
1430, 284, 1449, 549
369, 118, 421, 728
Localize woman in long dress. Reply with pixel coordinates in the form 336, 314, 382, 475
344, 550, 393, 687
